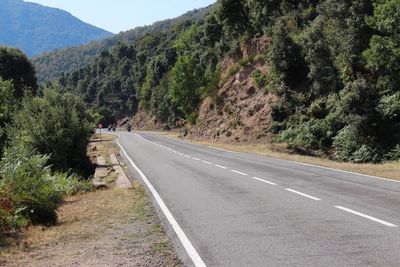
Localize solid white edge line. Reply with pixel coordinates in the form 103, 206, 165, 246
335, 206, 398, 227
231, 170, 248, 176
285, 188, 321, 201
135, 133, 400, 184
252, 177, 277, 186
215, 164, 228, 170
116, 136, 207, 267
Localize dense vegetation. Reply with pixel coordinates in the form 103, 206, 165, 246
0, 47, 94, 230
55, 0, 399, 163
0, 0, 112, 57
32, 6, 213, 83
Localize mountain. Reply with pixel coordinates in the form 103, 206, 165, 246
0, 0, 113, 56
32, 5, 214, 83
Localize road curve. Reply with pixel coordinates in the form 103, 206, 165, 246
116, 131, 400, 267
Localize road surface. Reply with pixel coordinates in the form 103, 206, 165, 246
115, 131, 400, 267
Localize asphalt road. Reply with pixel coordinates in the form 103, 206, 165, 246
115, 131, 400, 267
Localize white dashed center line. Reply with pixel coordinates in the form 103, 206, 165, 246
252, 177, 277, 186
231, 170, 248, 176
136, 133, 400, 231
335, 206, 398, 227
285, 188, 321, 201
215, 164, 228, 169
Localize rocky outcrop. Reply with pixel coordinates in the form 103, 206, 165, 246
190, 37, 278, 144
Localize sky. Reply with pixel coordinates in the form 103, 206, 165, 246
26, 0, 216, 33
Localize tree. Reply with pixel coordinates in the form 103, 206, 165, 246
301, 17, 341, 97
9, 89, 94, 176
0, 80, 17, 156
320, 0, 373, 80
267, 19, 307, 89
216, 0, 250, 38
363, 0, 400, 93
0, 46, 38, 98
168, 56, 203, 117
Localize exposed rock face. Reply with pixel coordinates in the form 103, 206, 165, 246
129, 110, 164, 131
129, 37, 278, 144
190, 37, 278, 144
240, 36, 272, 58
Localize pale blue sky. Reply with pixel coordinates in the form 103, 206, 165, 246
26, 0, 216, 33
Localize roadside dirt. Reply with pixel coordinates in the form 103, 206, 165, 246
0, 135, 181, 267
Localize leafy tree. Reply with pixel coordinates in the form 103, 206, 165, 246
363, 0, 400, 93
320, 0, 373, 80
0, 80, 17, 156
216, 0, 250, 38
0, 46, 37, 98
267, 19, 307, 90
9, 89, 94, 176
168, 56, 204, 117
301, 17, 341, 97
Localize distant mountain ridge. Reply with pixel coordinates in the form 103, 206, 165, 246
32, 5, 214, 83
0, 0, 113, 56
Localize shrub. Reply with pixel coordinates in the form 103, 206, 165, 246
353, 145, 381, 163
187, 112, 199, 126
280, 119, 329, 150
386, 145, 400, 161
270, 104, 288, 122
251, 70, 267, 89
0, 149, 91, 229
333, 126, 360, 161
264, 71, 289, 95
50, 172, 94, 196
228, 64, 241, 77
309, 99, 328, 119
0, 150, 63, 227
8, 89, 94, 176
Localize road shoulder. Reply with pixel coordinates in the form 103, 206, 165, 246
0, 134, 181, 267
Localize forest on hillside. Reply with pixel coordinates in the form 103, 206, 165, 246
55, 0, 399, 163
32, 6, 213, 83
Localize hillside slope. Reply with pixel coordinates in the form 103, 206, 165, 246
32, 5, 214, 83
56, 0, 400, 163
0, 0, 112, 57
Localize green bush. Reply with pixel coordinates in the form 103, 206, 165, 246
8, 89, 94, 176
270, 104, 288, 122
309, 99, 328, 119
187, 112, 199, 126
251, 70, 267, 89
386, 145, 400, 161
228, 65, 241, 77
0, 150, 62, 227
0, 149, 91, 229
353, 145, 381, 163
333, 126, 360, 161
280, 119, 329, 150
50, 172, 94, 196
